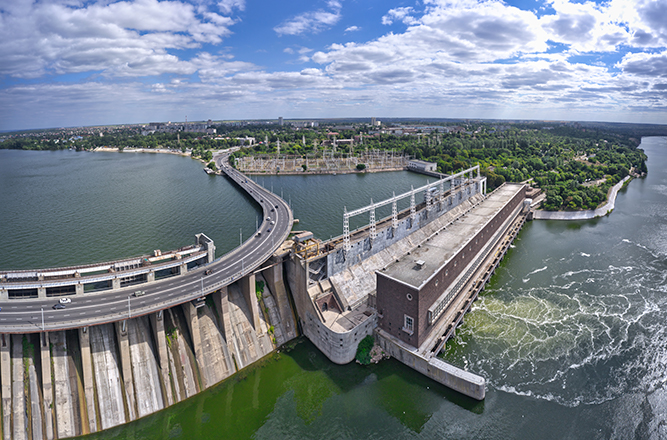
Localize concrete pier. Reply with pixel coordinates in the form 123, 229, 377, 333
165, 308, 199, 401
11, 335, 26, 440
182, 301, 206, 389
214, 287, 236, 361
150, 311, 174, 406
78, 327, 98, 434
377, 330, 485, 400
240, 273, 261, 331
114, 321, 137, 421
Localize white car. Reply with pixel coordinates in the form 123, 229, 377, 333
59, 297, 72, 304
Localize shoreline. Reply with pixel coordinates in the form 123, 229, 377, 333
93, 146, 190, 156
532, 176, 631, 221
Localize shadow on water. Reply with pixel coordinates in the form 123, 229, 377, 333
286, 338, 485, 430
77, 337, 483, 439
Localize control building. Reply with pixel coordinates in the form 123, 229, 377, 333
376, 183, 526, 348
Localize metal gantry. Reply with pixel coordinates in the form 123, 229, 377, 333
341, 165, 483, 251
369, 199, 377, 241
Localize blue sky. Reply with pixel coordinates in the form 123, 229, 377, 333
1, 0, 666, 131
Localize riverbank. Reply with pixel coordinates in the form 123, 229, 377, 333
93, 147, 190, 156
533, 176, 631, 220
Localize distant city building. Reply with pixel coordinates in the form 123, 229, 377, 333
142, 121, 215, 136
408, 160, 437, 172
291, 121, 319, 128
278, 117, 283, 126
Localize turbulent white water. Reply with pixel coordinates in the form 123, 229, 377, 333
446, 138, 667, 421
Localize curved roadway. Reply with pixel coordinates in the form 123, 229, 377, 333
0, 151, 293, 333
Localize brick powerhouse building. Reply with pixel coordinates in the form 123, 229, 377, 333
376, 183, 526, 348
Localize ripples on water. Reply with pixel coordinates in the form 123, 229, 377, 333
445, 138, 667, 424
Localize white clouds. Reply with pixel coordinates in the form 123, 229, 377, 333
540, 0, 629, 53
1, 0, 667, 129
381, 7, 418, 26
217, 0, 245, 15
617, 50, 667, 78
273, 0, 342, 36
0, 0, 238, 79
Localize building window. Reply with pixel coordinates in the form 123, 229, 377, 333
403, 315, 414, 334
406, 293, 413, 301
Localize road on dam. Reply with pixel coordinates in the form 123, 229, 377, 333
0, 151, 293, 333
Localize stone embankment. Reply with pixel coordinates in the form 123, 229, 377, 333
533, 176, 631, 220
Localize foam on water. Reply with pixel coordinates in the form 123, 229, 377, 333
444, 217, 667, 409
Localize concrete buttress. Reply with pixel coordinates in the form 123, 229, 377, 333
78, 327, 98, 433
240, 273, 261, 332
150, 311, 174, 406
263, 260, 297, 341
114, 320, 137, 421
182, 301, 206, 389
10, 335, 26, 440
214, 287, 235, 358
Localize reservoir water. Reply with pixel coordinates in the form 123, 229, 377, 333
2, 138, 667, 439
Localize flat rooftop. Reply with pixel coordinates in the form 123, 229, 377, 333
378, 184, 524, 290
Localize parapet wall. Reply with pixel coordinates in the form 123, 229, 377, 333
376, 329, 485, 400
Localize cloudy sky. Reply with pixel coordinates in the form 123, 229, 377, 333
1, 0, 666, 131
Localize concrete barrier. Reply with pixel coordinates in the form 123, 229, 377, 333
377, 329, 485, 400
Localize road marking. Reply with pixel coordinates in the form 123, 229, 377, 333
63, 314, 70, 317
86, 300, 92, 303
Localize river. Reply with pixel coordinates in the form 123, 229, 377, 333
1, 138, 666, 439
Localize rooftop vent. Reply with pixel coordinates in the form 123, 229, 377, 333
415, 260, 426, 270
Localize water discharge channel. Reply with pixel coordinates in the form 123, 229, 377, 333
1, 138, 667, 438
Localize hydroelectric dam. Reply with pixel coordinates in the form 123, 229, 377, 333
0, 154, 533, 438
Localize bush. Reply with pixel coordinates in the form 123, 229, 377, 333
355, 335, 374, 365
356, 163, 366, 170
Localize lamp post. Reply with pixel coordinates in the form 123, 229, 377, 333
41, 306, 44, 332
128, 295, 131, 319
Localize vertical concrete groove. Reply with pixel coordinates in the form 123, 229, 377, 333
40, 332, 54, 440
89, 324, 125, 430
1, 334, 13, 440
128, 316, 164, 418
50, 331, 77, 439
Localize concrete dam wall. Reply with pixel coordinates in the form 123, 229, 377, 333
0, 274, 296, 439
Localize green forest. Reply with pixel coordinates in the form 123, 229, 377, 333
1, 121, 652, 211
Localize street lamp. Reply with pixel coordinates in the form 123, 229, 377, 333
128, 295, 131, 319
41, 306, 44, 332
